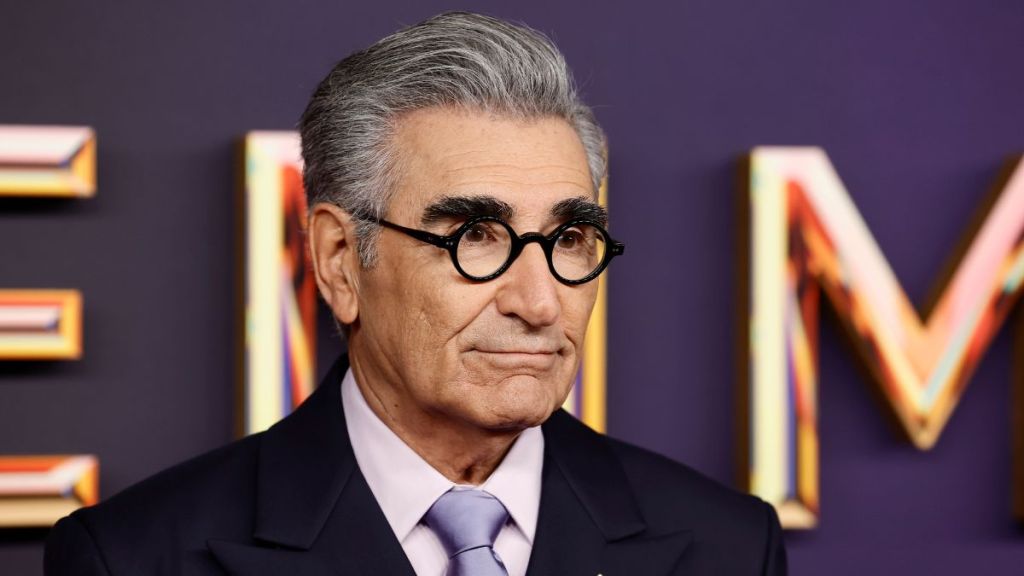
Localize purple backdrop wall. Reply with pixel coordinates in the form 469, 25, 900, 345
2, 1, 1023, 574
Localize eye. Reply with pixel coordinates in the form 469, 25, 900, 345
462, 222, 501, 244
556, 228, 586, 250
465, 224, 486, 243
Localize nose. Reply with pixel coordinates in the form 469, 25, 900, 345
494, 243, 561, 327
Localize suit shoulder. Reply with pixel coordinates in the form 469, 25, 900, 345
605, 435, 772, 536
90, 432, 261, 519
59, 433, 263, 572
604, 436, 787, 574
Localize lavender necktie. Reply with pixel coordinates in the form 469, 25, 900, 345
424, 489, 510, 576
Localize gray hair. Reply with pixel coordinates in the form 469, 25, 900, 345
299, 11, 607, 265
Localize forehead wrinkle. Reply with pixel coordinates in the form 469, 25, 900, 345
442, 178, 594, 197
443, 162, 591, 180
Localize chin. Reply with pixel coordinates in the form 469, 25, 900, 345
476, 376, 567, 430
478, 410, 552, 434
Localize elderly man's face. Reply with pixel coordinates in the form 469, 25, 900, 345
349, 107, 600, 433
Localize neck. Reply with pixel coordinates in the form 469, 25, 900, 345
348, 353, 521, 485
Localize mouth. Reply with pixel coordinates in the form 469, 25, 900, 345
467, 349, 561, 369
472, 348, 560, 355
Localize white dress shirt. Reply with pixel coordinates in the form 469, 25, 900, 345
341, 368, 544, 576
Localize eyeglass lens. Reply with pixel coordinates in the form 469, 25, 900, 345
454, 220, 607, 281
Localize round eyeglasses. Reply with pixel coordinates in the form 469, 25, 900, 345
374, 216, 625, 285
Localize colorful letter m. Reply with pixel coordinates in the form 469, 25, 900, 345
740, 147, 1024, 528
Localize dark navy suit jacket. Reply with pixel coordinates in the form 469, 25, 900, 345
45, 357, 787, 575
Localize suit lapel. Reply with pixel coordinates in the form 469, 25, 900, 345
208, 356, 415, 576
528, 410, 692, 576
309, 466, 418, 576
599, 530, 693, 575
525, 447, 606, 575
207, 541, 342, 576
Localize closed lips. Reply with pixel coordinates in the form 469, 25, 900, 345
473, 348, 559, 354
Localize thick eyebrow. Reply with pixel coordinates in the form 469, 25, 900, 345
421, 195, 515, 226
551, 196, 608, 227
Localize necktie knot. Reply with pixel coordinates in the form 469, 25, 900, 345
424, 489, 509, 576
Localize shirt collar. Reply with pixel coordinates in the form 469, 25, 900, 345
341, 368, 544, 544
478, 423, 543, 543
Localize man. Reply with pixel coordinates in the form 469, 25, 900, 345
45, 12, 786, 576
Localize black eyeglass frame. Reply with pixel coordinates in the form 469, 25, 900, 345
374, 215, 625, 285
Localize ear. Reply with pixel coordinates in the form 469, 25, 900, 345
309, 203, 361, 325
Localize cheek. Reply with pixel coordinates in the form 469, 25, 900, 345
399, 281, 492, 361
562, 285, 599, 341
